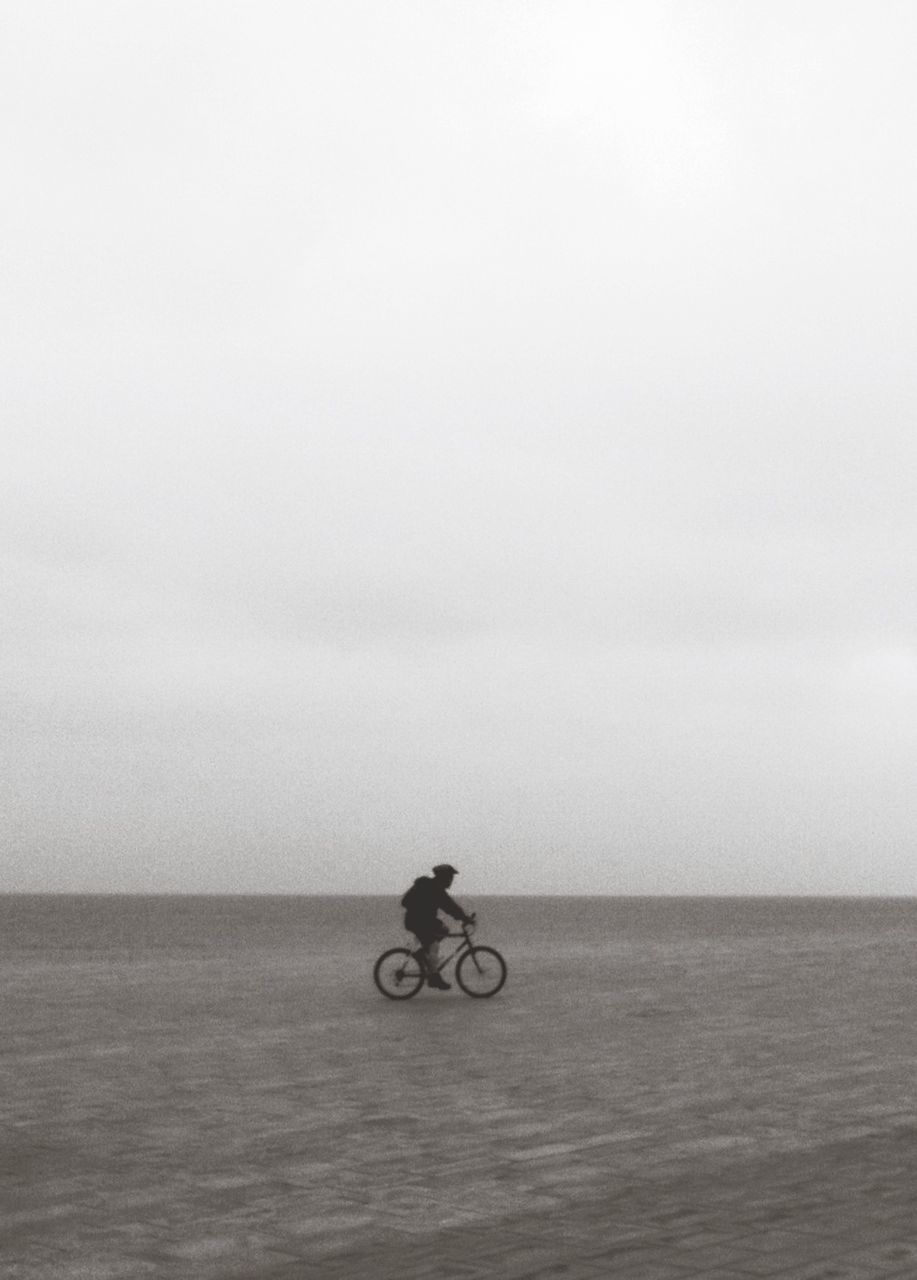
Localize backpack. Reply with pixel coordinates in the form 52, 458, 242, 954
400, 878, 426, 913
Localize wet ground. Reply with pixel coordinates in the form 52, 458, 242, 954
4, 919, 917, 1277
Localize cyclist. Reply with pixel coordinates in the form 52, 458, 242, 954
401, 864, 474, 990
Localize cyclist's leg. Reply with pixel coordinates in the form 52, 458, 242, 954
407, 919, 451, 987
422, 917, 450, 968
408, 922, 434, 977
424, 920, 451, 989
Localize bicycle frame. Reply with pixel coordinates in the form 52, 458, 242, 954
375, 916, 505, 999
415, 920, 476, 975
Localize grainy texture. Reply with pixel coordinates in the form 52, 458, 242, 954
3, 898, 917, 1277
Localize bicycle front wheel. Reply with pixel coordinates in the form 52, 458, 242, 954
456, 946, 507, 998
374, 948, 424, 1000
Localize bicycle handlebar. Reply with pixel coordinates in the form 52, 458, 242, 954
444, 915, 477, 939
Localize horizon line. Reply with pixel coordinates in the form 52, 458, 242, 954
2, 890, 916, 900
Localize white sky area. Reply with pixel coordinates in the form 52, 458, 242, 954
3, 2, 916, 895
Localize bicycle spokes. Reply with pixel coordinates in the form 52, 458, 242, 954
374, 948, 425, 999
455, 946, 507, 998
375, 922, 505, 999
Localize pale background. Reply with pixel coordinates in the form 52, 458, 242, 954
3, 1, 915, 895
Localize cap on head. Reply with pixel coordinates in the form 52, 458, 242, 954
432, 863, 458, 878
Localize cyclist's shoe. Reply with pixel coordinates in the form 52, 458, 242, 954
426, 974, 451, 990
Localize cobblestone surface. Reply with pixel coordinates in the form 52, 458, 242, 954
4, 916, 917, 1277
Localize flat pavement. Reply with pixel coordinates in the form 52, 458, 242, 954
4, 916, 917, 1278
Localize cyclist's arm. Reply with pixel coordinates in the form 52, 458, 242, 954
439, 890, 474, 924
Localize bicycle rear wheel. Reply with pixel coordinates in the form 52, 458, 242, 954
455, 946, 507, 998
374, 948, 424, 999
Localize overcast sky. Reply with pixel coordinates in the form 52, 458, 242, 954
3, 1, 916, 895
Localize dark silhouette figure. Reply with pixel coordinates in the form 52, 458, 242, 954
401, 864, 473, 990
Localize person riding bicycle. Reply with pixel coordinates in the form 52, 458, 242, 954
401, 864, 474, 990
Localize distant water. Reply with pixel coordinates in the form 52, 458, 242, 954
3, 895, 917, 967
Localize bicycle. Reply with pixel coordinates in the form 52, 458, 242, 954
373, 917, 507, 999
